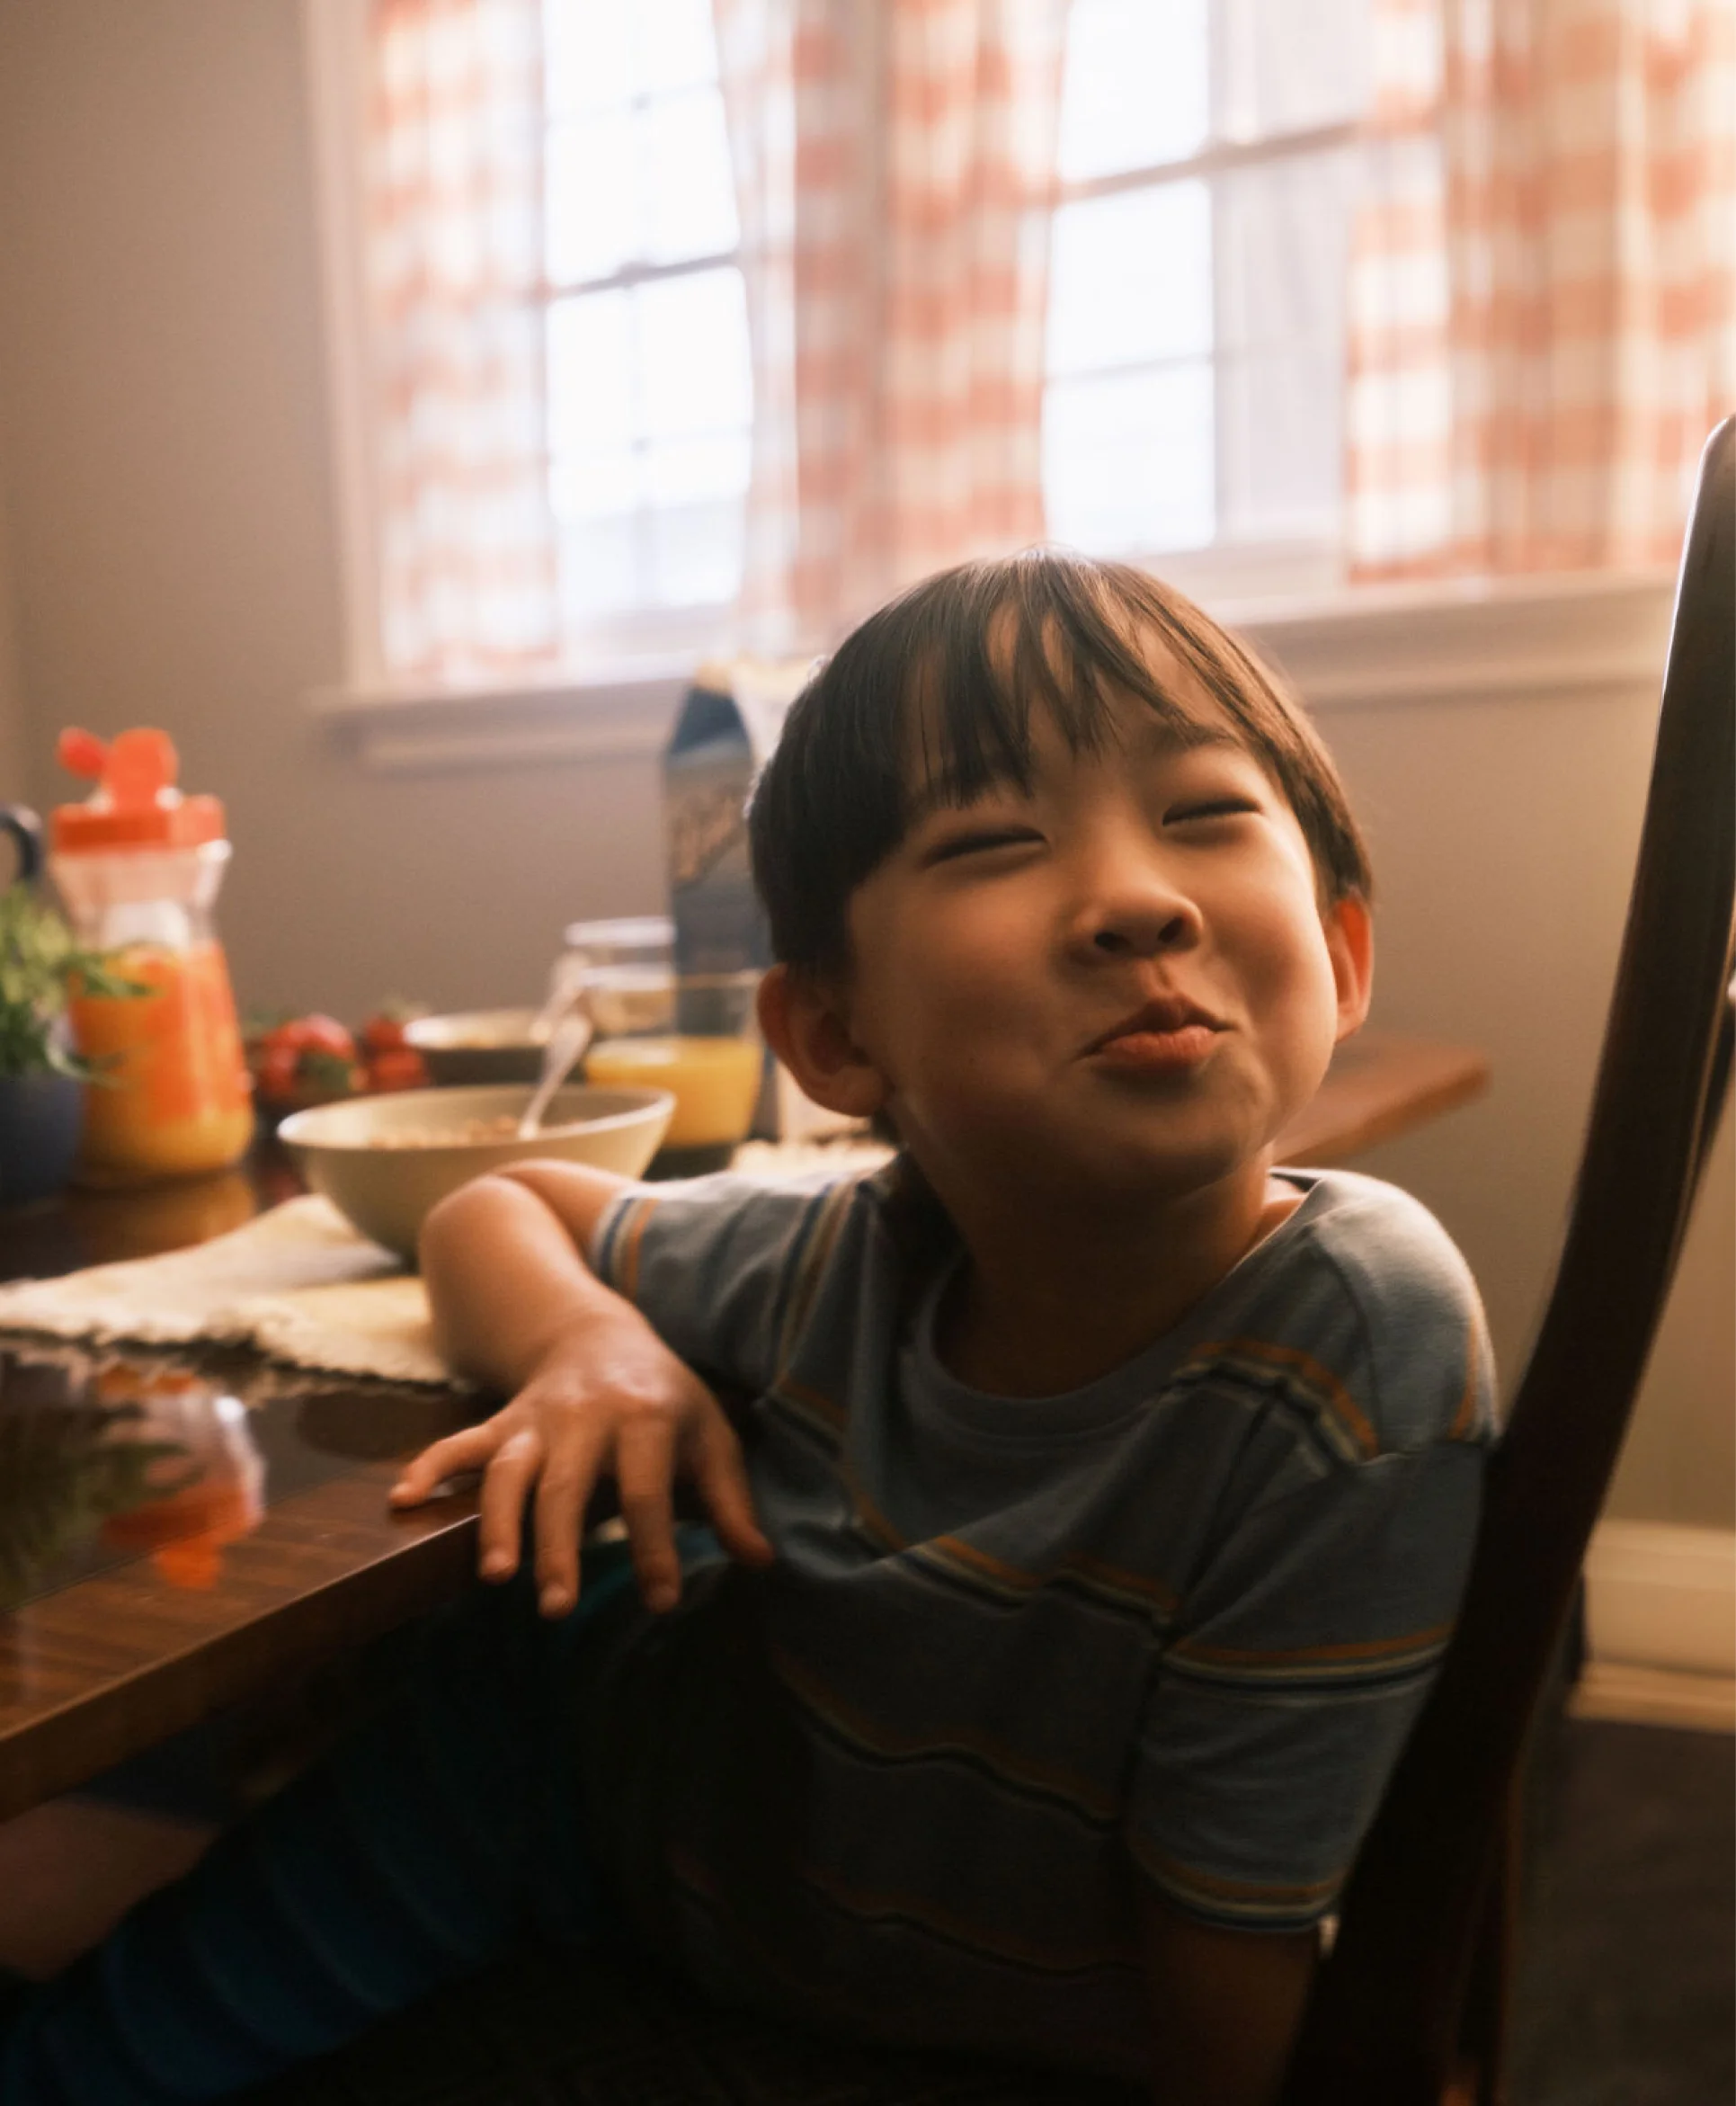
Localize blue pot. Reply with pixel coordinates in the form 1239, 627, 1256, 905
0, 1070, 85, 1207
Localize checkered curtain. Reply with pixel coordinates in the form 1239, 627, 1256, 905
714, 0, 1071, 655
366, 0, 560, 680
1347, 0, 1736, 576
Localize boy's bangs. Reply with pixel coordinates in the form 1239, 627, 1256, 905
895, 559, 1211, 820
747, 549, 1374, 976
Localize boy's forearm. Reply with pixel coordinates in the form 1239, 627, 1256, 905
418, 1173, 638, 1394
1139, 1893, 1316, 2106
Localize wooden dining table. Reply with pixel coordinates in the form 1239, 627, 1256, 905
0, 1030, 1489, 1826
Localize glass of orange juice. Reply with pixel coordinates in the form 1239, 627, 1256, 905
581, 968, 764, 1178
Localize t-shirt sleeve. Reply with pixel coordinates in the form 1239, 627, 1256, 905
1125, 1233, 1492, 1934
587, 1171, 863, 1398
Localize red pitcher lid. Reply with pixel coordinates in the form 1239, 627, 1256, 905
50, 727, 227, 852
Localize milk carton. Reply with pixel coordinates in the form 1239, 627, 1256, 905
663, 659, 858, 1141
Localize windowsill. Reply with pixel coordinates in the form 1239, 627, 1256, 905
308, 567, 1678, 773
307, 655, 699, 774
1224, 565, 1677, 710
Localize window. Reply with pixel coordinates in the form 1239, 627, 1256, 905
325, 0, 1379, 683
540, 0, 751, 652
537, 0, 1374, 646
1044, 0, 1372, 570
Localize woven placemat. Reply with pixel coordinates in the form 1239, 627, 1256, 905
0, 1197, 453, 1388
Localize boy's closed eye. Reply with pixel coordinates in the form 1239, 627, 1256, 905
922, 825, 1046, 865
1163, 797, 1261, 825
920, 795, 1260, 864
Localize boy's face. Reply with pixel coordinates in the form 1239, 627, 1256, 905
808, 655, 1371, 1214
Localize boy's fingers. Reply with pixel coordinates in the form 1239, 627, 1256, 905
476, 1427, 543, 1582
615, 1419, 681, 1612
389, 1423, 497, 1507
691, 1416, 774, 1567
530, 1423, 610, 1618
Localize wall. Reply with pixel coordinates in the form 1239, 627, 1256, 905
1300, 670, 1733, 1531
0, 0, 666, 1025
0, 417, 26, 808
0, 0, 1727, 1530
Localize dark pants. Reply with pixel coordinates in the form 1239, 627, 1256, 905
0, 1531, 685, 2104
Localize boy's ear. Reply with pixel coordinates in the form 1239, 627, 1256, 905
1323, 894, 1374, 1042
756, 964, 890, 1120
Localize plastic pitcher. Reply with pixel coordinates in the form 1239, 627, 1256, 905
49, 727, 253, 1185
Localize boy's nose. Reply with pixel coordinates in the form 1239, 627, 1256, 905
1084, 901, 1198, 959
1065, 839, 1203, 961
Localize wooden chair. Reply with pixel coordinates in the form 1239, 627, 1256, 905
1280, 417, 1736, 2106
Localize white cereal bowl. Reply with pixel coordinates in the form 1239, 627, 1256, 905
279, 1084, 674, 1262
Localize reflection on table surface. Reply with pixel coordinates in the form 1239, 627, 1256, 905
0, 1157, 296, 1289
0, 1341, 469, 1613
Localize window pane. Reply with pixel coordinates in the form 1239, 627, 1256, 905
1047, 183, 1212, 378
549, 449, 641, 522
632, 0, 721, 99
1217, 345, 1343, 542
651, 495, 744, 606
558, 514, 645, 620
1057, 0, 1209, 180
642, 87, 739, 263
1215, 147, 1358, 355
637, 269, 752, 438
547, 110, 639, 284
543, 3, 634, 119
1043, 364, 1215, 552
647, 432, 751, 508
1213, 147, 1355, 541
547, 290, 636, 457
1213, 0, 1372, 141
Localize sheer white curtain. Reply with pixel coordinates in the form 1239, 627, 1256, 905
365, 0, 561, 680
713, 0, 1072, 656
1347, 0, 1736, 576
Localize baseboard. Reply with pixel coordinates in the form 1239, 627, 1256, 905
1581, 1520, 1736, 1697
1568, 1661, 1736, 1734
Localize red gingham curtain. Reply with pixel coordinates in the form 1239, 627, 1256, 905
714, 0, 1071, 654
1347, 0, 1736, 577
366, 0, 560, 681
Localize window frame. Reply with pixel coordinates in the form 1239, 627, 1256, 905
539, 7, 752, 666
1044, 105, 1366, 595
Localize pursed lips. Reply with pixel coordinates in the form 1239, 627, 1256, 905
1083, 995, 1226, 1057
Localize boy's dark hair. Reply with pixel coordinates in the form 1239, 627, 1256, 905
748, 549, 1373, 978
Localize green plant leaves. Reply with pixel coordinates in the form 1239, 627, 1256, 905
0, 883, 148, 1080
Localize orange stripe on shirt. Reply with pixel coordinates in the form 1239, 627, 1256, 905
773, 1374, 848, 1434
1191, 1337, 1380, 1458
611, 1195, 658, 1304
1169, 1620, 1456, 1671
1448, 1319, 1482, 1440
774, 1179, 862, 1373
1128, 1835, 1342, 1913
795, 1858, 1139, 1976
769, 1645, 1118, 1823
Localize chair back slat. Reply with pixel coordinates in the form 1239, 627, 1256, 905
1283, 416, 1736, 2104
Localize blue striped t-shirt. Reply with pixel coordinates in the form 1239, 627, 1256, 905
573, 1161, 1495, 2084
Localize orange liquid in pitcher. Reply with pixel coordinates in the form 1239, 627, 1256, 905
583, 1035, 762, 1148
69, 941, 254, 1183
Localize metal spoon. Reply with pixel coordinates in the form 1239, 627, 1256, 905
516, 1000, 595, 1139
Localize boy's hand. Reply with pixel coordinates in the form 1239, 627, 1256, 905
389, 1307, 774, 1619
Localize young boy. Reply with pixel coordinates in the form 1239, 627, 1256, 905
0, 553, 1492, 2106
